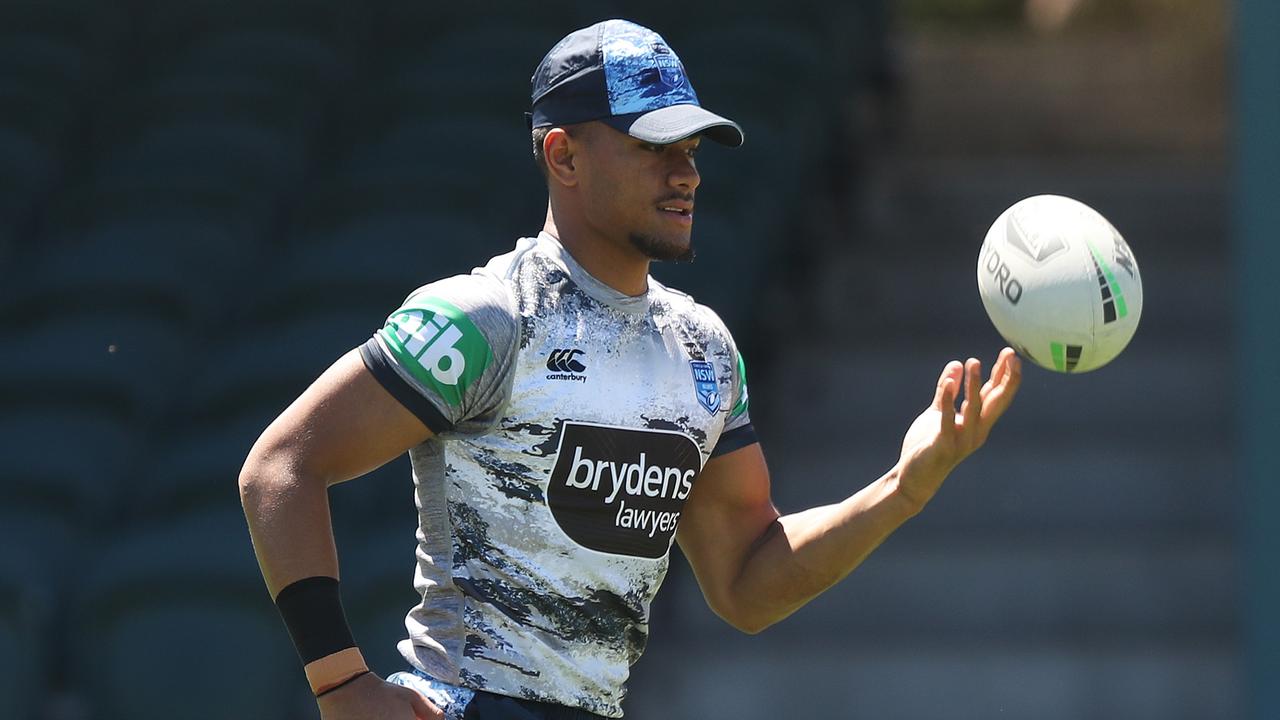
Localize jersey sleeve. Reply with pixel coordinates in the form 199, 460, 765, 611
359, 274, 519, 437
711, 344, 756, 457
708, 315, 757, 458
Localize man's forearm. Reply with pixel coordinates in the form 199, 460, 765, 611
239, 454, 343, 598
240, 456, 383, 699
726, 466, 923, 633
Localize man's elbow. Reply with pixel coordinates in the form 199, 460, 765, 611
727, 615, 773, 636
710, 599, 780, 636
237, 455, 270, 507
238, 442, 294, 506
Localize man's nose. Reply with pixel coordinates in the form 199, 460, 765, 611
669, 155, 700, 192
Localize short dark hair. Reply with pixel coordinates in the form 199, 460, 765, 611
531, 126, 552, 177
529, 126, 550, 175
531, 124, 590, 179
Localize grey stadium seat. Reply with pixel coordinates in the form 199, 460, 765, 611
130, 413, 272, 523
0, 406, 142, 523
0, 508, 72, 720
96, 120, 306, 202
5, 218, 260, 328
0, 125, 60, 231
179, 309, 385, 428
338, 529, 427, 678
334, 115, 545, 238
271, 212, 504, 321
141, 0, 364, 61
69, 510, 309, 720
0, 310, 189, 421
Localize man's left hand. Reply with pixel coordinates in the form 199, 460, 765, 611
895, 347, 1023, 509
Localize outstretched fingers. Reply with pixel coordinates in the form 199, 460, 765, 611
981, 349, 1009, 396
959, 357, 983, 437
933, 360, 963, 434
979, 348, 1022, 426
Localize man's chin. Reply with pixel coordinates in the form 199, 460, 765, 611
629, 232, 695, 263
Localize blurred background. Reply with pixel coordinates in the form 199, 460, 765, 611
0, 0, 1269, 718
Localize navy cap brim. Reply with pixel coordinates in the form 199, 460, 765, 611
601, 104, 744, 147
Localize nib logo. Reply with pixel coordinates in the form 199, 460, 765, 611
546, 348, 586, 374
379, 296, 493, 409
399, 316, 467, 386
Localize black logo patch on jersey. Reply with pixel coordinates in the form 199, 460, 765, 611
546, 348, 587, 382
547, 348, 586, 373
547, 421, 703, 559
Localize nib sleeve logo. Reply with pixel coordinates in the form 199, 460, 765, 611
378, 296, 492, 408
547, 422, 703, 559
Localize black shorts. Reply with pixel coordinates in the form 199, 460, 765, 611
388, 668, 611, 720
462, 691, 610, 719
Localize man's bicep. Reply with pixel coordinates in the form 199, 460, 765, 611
676, 442, 778, 618
247, 348, 434, 487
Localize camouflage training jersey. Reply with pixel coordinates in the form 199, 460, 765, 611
358, 231, 756, 717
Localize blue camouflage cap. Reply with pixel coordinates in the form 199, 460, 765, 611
528, 19, 744, 147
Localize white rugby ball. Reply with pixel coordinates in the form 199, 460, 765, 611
977, 195, 1143, 373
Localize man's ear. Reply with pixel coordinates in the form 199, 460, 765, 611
544, 127, 580, 188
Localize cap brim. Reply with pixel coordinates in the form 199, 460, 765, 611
602, 104, 744, 147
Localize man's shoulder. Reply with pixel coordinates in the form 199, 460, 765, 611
397, 236, 546, 319
383, 239, 543, 367
649, 277, 734, 338
474, 235, 544, 285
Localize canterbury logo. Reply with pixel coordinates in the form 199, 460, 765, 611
546, 348, 586, 374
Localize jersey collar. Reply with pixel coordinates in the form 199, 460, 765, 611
537, 231, 653, 317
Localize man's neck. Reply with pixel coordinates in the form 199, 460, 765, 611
542, 205, 650, 297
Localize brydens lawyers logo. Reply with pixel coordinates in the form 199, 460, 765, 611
545, 348, 586, 382
547, 421, 703, 558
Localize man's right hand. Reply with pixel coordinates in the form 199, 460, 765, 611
318, 673, 443, 720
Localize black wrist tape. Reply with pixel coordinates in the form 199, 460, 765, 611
274, 576, 357, 664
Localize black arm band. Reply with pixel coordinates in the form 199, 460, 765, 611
274, 576, 357, 665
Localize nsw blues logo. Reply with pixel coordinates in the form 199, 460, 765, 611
652, 44, 684, 90
689, 360, 720, 415
602, 20, 699, 115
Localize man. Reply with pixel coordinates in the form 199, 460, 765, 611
239, 19, 1021, 720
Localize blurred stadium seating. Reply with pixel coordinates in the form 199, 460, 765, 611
70, 511, 309, 720
0, 0, 1243, 717
0, 407, 139, 522
0, 2, 889, 718
0, 509, 71, 720
338, 526, 425, 677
